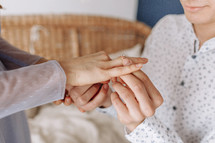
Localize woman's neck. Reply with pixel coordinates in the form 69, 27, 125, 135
193, 22, 215, 47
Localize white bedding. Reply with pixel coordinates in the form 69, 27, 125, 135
28, 104, 129, 143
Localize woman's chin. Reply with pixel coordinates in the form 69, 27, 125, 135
185, 13, 211, 25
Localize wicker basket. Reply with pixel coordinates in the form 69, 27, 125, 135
1, 14, 151, 61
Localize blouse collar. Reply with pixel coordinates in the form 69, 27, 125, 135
185, 17, 215, 54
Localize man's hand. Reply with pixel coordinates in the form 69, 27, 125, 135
111, 70, 163, 131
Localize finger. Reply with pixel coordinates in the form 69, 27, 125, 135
64, 96, 73, 106
106, 63, 143, 78
104, 56, 148, 69
129, 57, 148, 65
70, 85, 92, 101
65, 84, 73, 96
106, 56, 132, 68
53, 100, 63, 105
111, 92, 128, 116
76, 84, 102, 106
111, 77, 117, 83
92, 51, 111, 61
66, 84, 73, 92
118, 77, 126, 85
112, 82, 140, 112
132, 71, 163, 107
100, 80, 110, 84
77, 107, 86, 113
81, 83, 109, 111
120, 74, 155, 116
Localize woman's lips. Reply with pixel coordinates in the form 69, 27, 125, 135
184, 5, 206, 12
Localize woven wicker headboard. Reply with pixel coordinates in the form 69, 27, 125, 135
1, 14, 151, 61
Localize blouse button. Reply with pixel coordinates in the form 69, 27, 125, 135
173, 106, 177, 110
192, 55, 197, 59
180, 81, 185, 86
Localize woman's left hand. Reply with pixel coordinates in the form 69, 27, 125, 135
59, 51, 148, 86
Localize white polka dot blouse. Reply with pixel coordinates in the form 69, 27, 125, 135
100, 14, 215, 143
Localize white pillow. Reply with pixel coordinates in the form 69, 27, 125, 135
109, 43, 142, 59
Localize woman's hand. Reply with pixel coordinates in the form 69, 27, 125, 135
70, 83, 111, 112
53, 84, 74, 105
111, 70, 163, 131
53, 84, 112, 111
59, 51, 148, 86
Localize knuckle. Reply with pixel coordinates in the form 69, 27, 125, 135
133, 84, 143, 92
145, 107, 155, 117
98, 62, 107, 68
141, 73, 150, 82
100, 51, 109, 60
91, 100, 101, 108
135, 114, 145, 122
126, 65, 132, 71
77, 97, 88, 106
70, 90, 80, 100
155, 95, 164, 107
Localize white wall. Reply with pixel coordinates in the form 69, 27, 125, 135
1, 0, 138, 21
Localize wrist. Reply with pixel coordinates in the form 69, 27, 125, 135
58, 60, 71, 85
126, 119, 145, 132
126, 123, 140, 132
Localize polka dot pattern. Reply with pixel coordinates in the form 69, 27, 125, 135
124, 15, 215, 143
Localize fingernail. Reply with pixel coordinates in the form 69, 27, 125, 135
144, 58, 148, 62
66, 99, 70, 103
136, 64, 143, 68
78, 108, 85, 112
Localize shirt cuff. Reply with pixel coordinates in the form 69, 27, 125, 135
125, 116, 167, 142
0, 60, 66, 118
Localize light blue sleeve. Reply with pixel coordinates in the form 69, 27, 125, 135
0, 60, 66, 119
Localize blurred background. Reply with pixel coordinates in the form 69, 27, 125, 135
1, 0, 138, 20
1, 0, 183, 26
